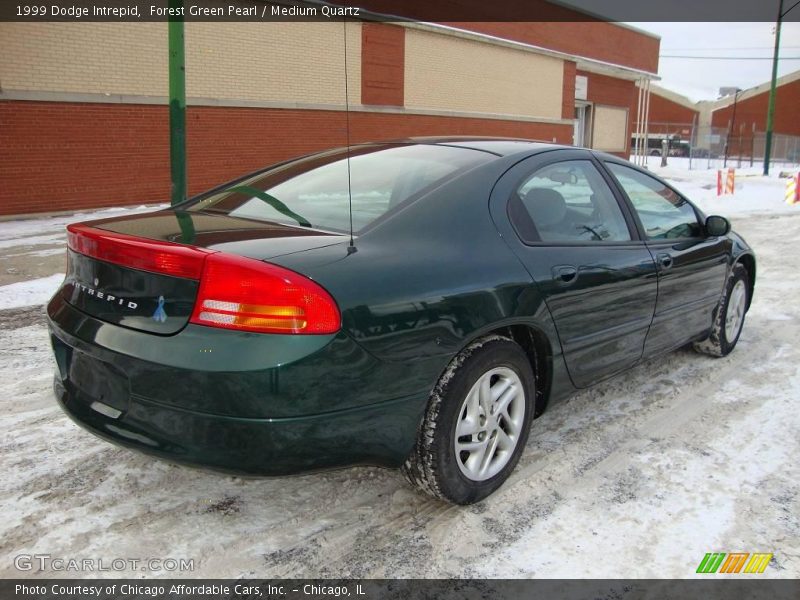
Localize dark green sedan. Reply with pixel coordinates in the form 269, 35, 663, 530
47, 138, 755, 504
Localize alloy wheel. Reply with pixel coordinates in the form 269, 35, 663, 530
725, 280, 747, 342
454, 367, 525, 481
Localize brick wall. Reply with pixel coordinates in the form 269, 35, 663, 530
0, 101, 572, 216
404, 28, 563, 120
0, 22, 168, 96
711, 78, 800, 138
641, 93, 698, 127
561, 61, 577, 120
577, 70, 637, 156
185, 22, 361, 105
357, 0, 661, 73
632, 92, 698, 136
450, 22, 660, 75
361, 23, 404, 106
0, 22, 361, 105
0, 16, 651, 216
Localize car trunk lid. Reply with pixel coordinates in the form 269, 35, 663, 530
61, 210, 347, 335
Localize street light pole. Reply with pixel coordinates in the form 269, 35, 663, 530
723, 88, 741, 169
764, 0, 788, 175
168, 0, 187, 206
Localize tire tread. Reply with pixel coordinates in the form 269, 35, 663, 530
694, 264, 748, 357
402, 334, 529, 503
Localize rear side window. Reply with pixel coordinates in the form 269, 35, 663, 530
187, 144, 492, 233
606, 163, 701, 240
509, 160, 632, 243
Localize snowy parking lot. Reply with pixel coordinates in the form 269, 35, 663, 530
1, 164, 799, 579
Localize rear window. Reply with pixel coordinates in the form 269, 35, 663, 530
187, 144, 492, 233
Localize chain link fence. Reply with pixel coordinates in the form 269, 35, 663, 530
690, 126, 800, 170
632, 121, 800, 171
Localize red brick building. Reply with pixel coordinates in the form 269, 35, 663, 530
626, 84, 699, 156
0, 4, 660, 216
634, 84, 699, 137
711, 70, 800, 138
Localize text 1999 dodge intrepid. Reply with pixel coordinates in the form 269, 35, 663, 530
47, 139, 755, 504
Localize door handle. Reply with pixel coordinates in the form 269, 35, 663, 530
657, 253, 673, 270
553, 265, 578, 284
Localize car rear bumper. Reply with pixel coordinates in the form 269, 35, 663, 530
47, 295, 429, 475
53, 375, 424, 475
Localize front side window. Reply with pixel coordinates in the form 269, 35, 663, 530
606, 163, 701, 240
510, 160, 631, 243
187, 144, 492, 233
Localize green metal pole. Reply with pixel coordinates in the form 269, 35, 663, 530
763, 0, 783, 176
168, 0, 187, 205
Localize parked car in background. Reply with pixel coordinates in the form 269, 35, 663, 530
47, 138, 755, 504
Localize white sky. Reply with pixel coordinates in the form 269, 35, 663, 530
628, 22, 800, 101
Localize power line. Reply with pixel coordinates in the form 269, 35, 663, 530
662, 46, 800, 51
661, 55, 800, 59
782, 0, 800, 17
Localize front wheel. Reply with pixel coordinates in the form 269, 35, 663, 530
694, 264, 749, 357
402, 336, 535, 504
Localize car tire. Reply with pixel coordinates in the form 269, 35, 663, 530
694, 264, 749, 357
402, 335, 535, 504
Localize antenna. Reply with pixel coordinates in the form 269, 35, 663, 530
342, 18, 356, 251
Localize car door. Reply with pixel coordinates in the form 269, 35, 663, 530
489, 149, 658, 388
603, 161, 730, 356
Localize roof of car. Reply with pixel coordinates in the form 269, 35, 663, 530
396, 136, 571, 157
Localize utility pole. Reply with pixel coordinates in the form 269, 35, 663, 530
168, 0, 187, 205
723, 88, 741, 169
763, 0, 798, 175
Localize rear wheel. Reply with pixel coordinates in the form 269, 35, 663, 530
694, 264, 749, 357
402, 336, 535, 504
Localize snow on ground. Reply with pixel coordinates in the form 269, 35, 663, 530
634, 155, 800, 219
0, 274, 65, 310
0, 203, 165, 289
0, 204, 166, 242
0, 177, 798, 579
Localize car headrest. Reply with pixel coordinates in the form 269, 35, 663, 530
522, 188, 567, 227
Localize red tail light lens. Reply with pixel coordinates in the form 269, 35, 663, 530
67, 224, 341, 335
190, 253, 341, 335
67, 224, 209, 280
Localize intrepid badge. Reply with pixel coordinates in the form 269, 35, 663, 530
153, 296, 168, 323
74, 280, 138, 309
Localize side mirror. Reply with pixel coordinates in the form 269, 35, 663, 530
705, 215, 730, 237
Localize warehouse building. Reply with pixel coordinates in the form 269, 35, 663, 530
710, 69, 800, 138
690, 69, 800, 163
0, 5, 660, 216
630, 84, 699, 157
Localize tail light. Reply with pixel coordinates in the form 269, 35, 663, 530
66, 224, 341, 335
189, 253, 340, 334
67, 224, 209, 279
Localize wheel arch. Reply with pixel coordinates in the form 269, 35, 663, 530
503, 323, 552, 418
443, 321, 555, 419
734, 252, 756, 311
